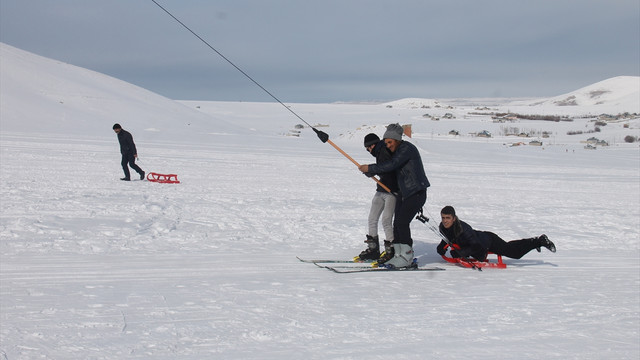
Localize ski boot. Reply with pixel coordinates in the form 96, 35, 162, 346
373, 240, 395, 266
383, 243, 415, 268
355, 235, 380, 262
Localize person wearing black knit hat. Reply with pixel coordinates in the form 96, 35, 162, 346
437, 205, 556, 261
355, 133, 399, 262
358, 123, 430, 268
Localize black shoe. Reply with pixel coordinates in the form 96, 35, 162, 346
538, 234, 556, 253
140, 171, 145, 180
120, 177, 130, 181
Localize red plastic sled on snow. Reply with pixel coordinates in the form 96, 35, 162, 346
441, 243, 506, 269
146, 172, 180, 184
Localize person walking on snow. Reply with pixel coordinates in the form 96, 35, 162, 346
436, 205, 556, 261
358, 123, 430, 268
356, 133, 399, 261
113, 123, 145, 181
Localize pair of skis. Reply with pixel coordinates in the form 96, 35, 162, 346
297, 257, 445, 273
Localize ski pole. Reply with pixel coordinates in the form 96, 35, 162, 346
313, 128, 393, 194
416, 208, 450, 243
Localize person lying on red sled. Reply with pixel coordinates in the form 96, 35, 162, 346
436, 206, 556, 264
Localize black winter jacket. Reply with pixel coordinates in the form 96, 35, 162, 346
366, 141, 429, 199
437, 220, 491, 261
117, 129, 138, 156
370, 141, 399, 193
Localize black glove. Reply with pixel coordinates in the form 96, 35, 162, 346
450, 250, 461, 258
436, 243, 447, 256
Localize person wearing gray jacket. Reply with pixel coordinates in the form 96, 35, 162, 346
359, 123, 430, 268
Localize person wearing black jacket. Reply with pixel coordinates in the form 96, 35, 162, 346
436, 205, 556, 261
358, 123, 430, 268
113, 123, 144, 181
356, 133, 399, 261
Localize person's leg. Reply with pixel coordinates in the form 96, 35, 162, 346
392, 190, 426, 247
367, 192, 385, 237
121, 155, 131, 179
380, 192, 396, 242
128, 156, 144, 178
385, 191, 426, 267
487, 232, 538, 259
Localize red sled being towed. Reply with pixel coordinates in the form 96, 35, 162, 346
441, 243, 506, 269
146, 172, 180, 184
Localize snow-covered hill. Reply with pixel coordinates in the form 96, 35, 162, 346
516, 76, 640, 110
0, 43, 247, 141
1, 43, 639, 359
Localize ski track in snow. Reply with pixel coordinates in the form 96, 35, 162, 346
1, 128, 639, 359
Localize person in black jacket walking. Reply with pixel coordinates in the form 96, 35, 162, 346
436, 205, 556, 261
355, 133, 399, 261
113, 123, 144, 181
358, 123, 430, 268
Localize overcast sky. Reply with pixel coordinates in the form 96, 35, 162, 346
1, 0, 638, 103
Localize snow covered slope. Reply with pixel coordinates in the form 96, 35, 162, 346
0, 43, 247, 141
517, 76, 640, 111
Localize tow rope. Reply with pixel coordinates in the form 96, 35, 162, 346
151, 0, 389, 191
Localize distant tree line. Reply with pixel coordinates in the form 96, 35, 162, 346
494, 113, 572, 122
567, 128, 601, 135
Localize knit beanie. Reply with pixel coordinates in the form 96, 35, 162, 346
383, 123, 403, 141
363, 133, 380, 147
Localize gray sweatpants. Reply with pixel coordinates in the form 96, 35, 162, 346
367, 191, 396, 241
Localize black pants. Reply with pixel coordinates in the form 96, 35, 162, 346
486, 232, 538, 259
121, 153, 143, 179
393, 190, 426, 246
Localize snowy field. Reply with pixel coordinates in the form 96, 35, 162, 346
1, 43, 639, 359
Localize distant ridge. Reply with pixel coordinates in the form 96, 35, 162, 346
527, 76, 639, 109
384, 76, 639, 112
